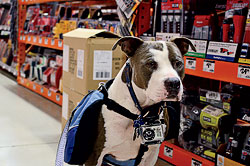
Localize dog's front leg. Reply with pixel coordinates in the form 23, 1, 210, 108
138, 144, 160, 166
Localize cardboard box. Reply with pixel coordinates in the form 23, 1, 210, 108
63, 28, 126, 96
61, 86, 84, 128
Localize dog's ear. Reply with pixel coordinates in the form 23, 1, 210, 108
171, 37, 196, 56
112, 36, 144, 57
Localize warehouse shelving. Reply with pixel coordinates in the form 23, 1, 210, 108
17, 0, 117, 105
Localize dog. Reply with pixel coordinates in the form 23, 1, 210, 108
84, 36, 195, 166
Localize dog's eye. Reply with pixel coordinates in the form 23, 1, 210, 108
174, 60, 183, 69
146, 61, 158, 70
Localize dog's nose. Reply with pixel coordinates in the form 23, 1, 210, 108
164, 77, 180, 90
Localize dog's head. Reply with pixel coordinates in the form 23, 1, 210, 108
112, 36, 196, 103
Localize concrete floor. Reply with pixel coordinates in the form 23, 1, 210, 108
0, 72, 61, 166
0, 72, 171, 166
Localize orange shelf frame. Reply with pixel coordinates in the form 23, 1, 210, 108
19, 0, 64, 5
19, 0, 116, 6
184, 56, 250, 87
159, 141, 214, 166
17, 76, 62, 106
19, 35, 63, 50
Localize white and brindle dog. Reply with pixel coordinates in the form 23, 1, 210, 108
85, 37, 195, 166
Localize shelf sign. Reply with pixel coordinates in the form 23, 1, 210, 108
206, 41, 238, 62
48, 90, 51, 97
44, 38, 48, 45
28, 36, 31, 42
203, 60, 215, 73
238, 65, 250, 79
185, 58, 196, 70
191, 158, 202, 166
51, 39, 55, 46
58, 40, 63, 47
40, 87, 44, 93
33, 36, 37, 42
56, 94, 60, 101
39, 37, 42, 44
164, 145, 173, 158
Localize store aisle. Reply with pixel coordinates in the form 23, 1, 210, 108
0, 73, 61, 166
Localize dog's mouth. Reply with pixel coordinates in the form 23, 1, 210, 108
165, 90, 180, 101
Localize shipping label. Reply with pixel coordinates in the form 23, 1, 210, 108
93, 50, 112, 80
77, 49, 84, 79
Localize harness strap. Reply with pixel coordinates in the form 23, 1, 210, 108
104, 98, 139, 121
102, 144, 149, 166
134, 144, 149, 165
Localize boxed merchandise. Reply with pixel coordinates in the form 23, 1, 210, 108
62, 86, 84, 128
63, 28, 126, 95
185, 39, 208, 58
199, 89, 233, 113
206, 41, 241, 62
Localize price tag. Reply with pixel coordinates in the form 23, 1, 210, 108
21, 78, 24, 84
23, 35, 26, 41
203, 60, 215, 73
33, 36, 37, 42
191, 159, 202, 166
48, 90, 51, 96
58, 40, 62, 47
7, 66, 11, 72
51, 39, 55, 46
238, 65, 250, 79
185, 58, 196, 70
39, 37, 42, 44
20, 35, 22, 40
33, 84, 36, 90
44, 38, 48, 45
56, 94, 60, 101
14, 70, 17, 76
40, 87, 44, 93
28, 36, 31, 42
164, 145, 173, 158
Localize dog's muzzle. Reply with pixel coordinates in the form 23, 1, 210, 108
164, 77, 180, 98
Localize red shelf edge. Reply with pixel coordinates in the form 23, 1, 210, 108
159, 141, 214, 166
184, 56, 250, 87
17, 76, 62, 106
19, 35, 63, 50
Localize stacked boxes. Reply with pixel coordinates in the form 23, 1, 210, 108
61, 28, 126, 128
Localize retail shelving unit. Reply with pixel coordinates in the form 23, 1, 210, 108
184, 56, 250, 87
17, 0, 116, 106
17, 0, 63, 105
